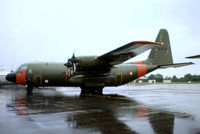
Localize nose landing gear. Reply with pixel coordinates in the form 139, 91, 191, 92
26, 85, 33, 95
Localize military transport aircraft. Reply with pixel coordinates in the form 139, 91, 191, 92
6, 29, 193, 95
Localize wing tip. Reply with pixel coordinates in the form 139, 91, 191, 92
132, 41, 164, 45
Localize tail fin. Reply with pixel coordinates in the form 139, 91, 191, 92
146, 29, 173, 65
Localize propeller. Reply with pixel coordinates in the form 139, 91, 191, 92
64, 52, 77, 72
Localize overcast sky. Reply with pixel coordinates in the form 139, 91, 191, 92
0, 0, 200, 77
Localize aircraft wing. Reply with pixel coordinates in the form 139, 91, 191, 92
98, 41, 163, 66
158, 62, 194, 69
65, 41, 163, 73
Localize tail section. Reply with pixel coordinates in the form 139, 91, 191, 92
136, 29, 193, 68
146, 29, 173, 65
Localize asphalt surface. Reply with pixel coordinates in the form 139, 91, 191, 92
0, 84, 200, 134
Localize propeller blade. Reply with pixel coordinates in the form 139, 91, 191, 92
72, 51, 75, 59
64, 52, 77, 72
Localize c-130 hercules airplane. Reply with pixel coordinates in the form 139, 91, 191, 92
6, 29, 193, 95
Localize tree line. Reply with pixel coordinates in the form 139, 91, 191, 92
147, 73, 200, 82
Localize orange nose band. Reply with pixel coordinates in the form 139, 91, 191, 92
16, 69, 26, 85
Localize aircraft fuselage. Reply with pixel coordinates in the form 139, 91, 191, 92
9, 62, 157, 88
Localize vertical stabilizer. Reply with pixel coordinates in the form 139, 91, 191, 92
146, 29, 173, 65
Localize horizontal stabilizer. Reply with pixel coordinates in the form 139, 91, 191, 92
186, 55, 200, 59
158, 62, 194, 69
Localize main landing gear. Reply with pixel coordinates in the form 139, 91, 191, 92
80, 86, 103, 95
26, 85, 33, 95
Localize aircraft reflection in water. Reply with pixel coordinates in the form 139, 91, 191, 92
7, 91, 184, 134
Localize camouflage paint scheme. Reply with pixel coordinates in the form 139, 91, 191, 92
16, 62, 157, 87
6, 29, 193, 94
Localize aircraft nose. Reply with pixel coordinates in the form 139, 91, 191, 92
6, 73, 16, 83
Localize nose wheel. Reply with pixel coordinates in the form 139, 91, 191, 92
26, 85, 33, 95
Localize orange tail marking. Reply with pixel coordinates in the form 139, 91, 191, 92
133, 61, 143, 64
133, 61, 148, 78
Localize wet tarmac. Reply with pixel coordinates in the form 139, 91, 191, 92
0, 84, 200, 134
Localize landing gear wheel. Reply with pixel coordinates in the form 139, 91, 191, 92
80, 86, 86, 95
80, 86, 103, 95
93, 88, 103, 95
26, 85, 33, 95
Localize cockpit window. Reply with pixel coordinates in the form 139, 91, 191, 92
20, 65, 27, 69
18, 71, 23, 76
17, 65, 27, 71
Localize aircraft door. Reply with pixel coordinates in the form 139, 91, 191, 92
115, 72, 122, 85
34, 75, 42, 86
